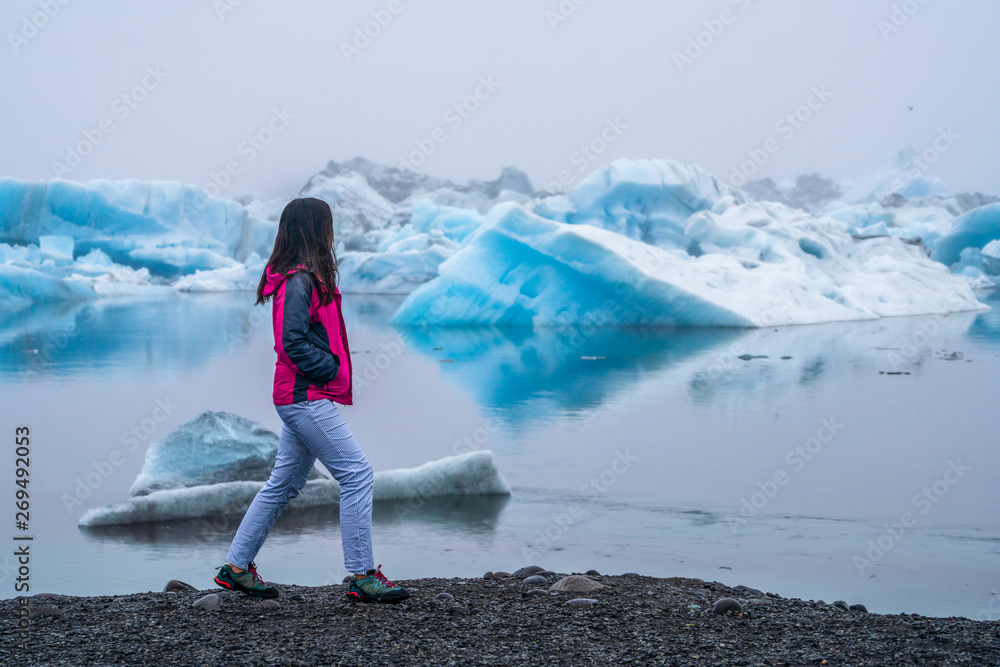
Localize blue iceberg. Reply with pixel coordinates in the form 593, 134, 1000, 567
0, 178, 274, 277
391, 199, 985, 328
933, 203, 1000, 267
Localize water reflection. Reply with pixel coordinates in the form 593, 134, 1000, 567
0, 294, 260, 380
400, 311, 982, 418
397, 325, 743, 422
966, 290, 1000, 345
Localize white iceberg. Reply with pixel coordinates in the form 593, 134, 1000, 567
79, 450, 511, 526
392, 200, 985, 327
173, 254, 265, 293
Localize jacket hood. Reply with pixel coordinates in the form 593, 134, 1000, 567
261, 265, 301, 297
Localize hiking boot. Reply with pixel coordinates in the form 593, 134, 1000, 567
214, 562, 279, 599
346, 565, 410, 603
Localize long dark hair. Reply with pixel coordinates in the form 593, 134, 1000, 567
255, 197, 339, 306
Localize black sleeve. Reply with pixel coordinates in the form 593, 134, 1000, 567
282, 272, 340, 384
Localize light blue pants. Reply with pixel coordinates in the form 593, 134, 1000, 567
226, 399, 375, 575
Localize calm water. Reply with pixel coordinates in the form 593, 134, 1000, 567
0, 291, 998, 619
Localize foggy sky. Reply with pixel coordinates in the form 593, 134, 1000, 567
2, 0, 998, 200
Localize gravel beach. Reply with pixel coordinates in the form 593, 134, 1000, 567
3, 570, 998, 666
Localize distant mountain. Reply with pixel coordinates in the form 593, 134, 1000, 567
305, 156, 536, 204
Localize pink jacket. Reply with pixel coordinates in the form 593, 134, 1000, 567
262, 266, 353, 406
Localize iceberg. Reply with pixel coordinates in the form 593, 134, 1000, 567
39, 235, 75, 262
79, 410, 512, 525
3, 156, 997, 313
130, 411, 302, 496
841, 147, 948, 205
0, 241, 171, 307
0, 178, 274, 277
173, 254, 264, 293
933, 203, 1000, 268
557, 159, 736, 248
80, 450, 511, 526
392, 199, 985, 328
336, 200, 485, 294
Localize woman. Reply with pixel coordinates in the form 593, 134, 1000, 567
214, 197, 408, 603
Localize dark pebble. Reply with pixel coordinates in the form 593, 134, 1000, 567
585, 570, 601, 576
512, 565, 546, 578
192, 594, 222, 611
522, 575, 548, 587
524, 589, 550, 597
162, 580, 196, 593
851, 603, 869, 613
482, 572, 494, 580
834, 600, 850, 611
550, 575, 604, 593
8, 574, 996, 666
710, 598, 744, 615
621, 572, 642, 578
493, 571, 511, 578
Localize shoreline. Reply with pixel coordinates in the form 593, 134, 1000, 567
3, 570, 997, 666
